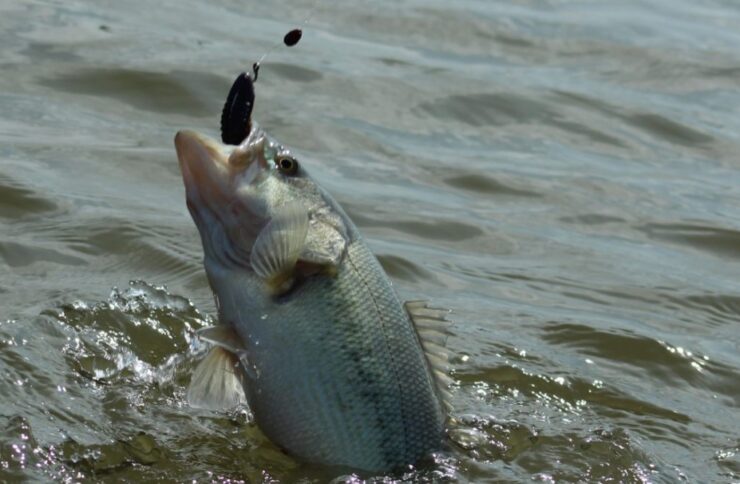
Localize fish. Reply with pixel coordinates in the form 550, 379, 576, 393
174, 73, 452, 472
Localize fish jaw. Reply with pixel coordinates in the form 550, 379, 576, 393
175, 129, 269, 268
175, 129, 272, 209
175, 130, 232, 213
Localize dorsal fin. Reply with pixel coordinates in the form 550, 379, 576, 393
405, 300, 454, 412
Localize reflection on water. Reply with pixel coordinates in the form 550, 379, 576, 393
1, 0, 740, 481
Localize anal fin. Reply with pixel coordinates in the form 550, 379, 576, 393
405, 300, 454, 412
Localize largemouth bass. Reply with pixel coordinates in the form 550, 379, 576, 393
174, 73, 451, 472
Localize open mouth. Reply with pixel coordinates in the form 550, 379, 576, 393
175, 130, 231, 207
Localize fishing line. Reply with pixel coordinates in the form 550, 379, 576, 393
221, 2, 318, 144
251, 0, 319, 82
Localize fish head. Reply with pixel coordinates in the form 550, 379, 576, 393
174, 126, 348, 276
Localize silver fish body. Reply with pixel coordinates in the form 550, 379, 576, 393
224, 239, 444, 470
175, 124, 450, 472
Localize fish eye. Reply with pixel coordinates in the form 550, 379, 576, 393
277, 156, 299, 176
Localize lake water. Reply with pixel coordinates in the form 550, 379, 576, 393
1, 0, 739, 481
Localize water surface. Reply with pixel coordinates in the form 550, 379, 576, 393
1, 0, 739, 481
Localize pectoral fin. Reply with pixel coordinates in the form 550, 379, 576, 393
250, 203, 309, 293
405, 300, 454, 412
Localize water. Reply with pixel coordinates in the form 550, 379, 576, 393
1, 0, 739, 481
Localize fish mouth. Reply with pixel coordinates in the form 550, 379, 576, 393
175, 129, 270, 265
174, 130, 231, 209
175, 129, 270, 206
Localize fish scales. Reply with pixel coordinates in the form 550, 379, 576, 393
239, 239, 445, 470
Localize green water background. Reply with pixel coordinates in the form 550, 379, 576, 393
1, 0, 739, 481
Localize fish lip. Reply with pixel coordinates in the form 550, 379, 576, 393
174, 129, 271, 262
174, 129, 231, 207
229, 135, 270, 174
174, 129, 228, 173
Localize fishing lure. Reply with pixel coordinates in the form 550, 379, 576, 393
220, 28, 304, 145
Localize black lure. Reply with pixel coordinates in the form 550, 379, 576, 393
220, 72, 255, 145
220, 28, 303, 145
